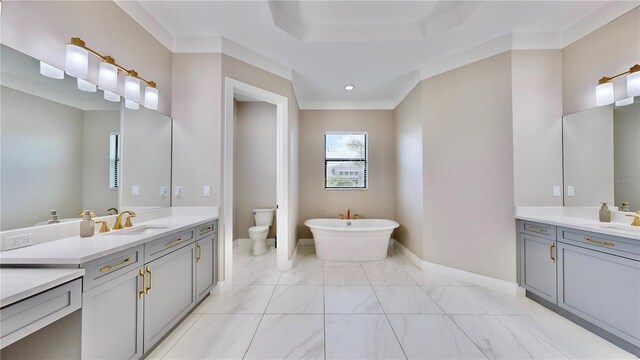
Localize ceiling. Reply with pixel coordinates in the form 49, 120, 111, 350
116, 1, 638, 109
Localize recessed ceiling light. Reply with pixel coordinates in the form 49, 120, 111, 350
344, 85, 355, 91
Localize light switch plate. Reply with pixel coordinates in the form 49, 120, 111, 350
203, 185, 211, 197
567, 186, 575, 197
131, 185, 139, 196
553, 186, 561, 197
175, 186, 182, 197
4, 233, 33, 250
160, 186, 167, 198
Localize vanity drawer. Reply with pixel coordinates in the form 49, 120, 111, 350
1, 278, 81, 349
83, 246, 144, 291
145, 230, 195, 262
518, 220, 556, 241
559, 227, 639, 260
196, 221, 216, 240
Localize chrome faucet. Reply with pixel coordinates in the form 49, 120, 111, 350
113, 210, 136, 230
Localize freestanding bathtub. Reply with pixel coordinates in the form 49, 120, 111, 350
304, 219, 400, 261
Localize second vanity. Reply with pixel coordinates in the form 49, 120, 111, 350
516, 207, 639, 356
0, 210, 219, 359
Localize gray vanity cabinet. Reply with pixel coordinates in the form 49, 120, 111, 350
143, 243, 196, 353
81, 267, 144, 360
195, 234, 215, 302
557, 241, 640, 347
518, 231, 557, 303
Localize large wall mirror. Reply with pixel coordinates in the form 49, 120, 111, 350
563, 100, 640, 212
1, 45, 172, 230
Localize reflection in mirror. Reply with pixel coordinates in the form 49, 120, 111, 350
0, 45, 172, 231
563, 101, 640, 212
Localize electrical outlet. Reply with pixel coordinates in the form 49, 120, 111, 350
553, 186, 561, 197
567, 186, 575, 197
203, 185, 211, 197
4, 233, 33, 250
160, 186, 168, 198
131, 185, 139, 196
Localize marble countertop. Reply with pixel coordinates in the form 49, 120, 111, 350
0, 214, 218, 265
515, 207, 639, 241
0, 268, 85, 307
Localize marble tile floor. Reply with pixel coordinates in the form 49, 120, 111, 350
148, 245, 637, 360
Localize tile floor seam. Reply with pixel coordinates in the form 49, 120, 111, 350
156, 313, 202, 360
504, 314, 580, 360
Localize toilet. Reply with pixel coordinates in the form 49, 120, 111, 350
249, 208, 275, 256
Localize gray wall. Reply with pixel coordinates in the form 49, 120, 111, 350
298, 110, 396, 239
82, 110, 119, 215
614, 102, 640, 211
1, 87, 83, 230
393, 85, 424, 257
233, 101, 277, 239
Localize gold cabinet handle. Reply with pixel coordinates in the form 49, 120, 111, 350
196, 243, 202, 263
200, 225, 213, 234
145, 266, 152, 295
138, 269, 145, 299
164, 237, 183, 248
549, 243, 555, 263
526, 225, 548, 234
100, 257, 132, 272
583, 237, 614, 247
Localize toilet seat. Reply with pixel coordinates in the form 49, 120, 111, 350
249, 225, 268, 234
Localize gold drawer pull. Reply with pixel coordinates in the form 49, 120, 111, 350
139, 269, 145, 299
196, 242, 202, 263
526, 225, 548, 234
100, 257, 132, 272
200, 225, 213, 234
145, 266, 152, 295
164, 237, 183, 247
583, 237, 614, 247
549, 243, 555, 263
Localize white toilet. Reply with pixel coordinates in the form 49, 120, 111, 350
249, 208, 275, 256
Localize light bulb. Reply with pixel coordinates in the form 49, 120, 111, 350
103, 90, 121, 102
125, 99, 139, 110
98, 60, 118, 92
39, 61, 64, 79
144, 86, 159, 110
65, 39, 88, 79
595, 82, 614, 106
124, 72, 141, 102
627, 71, 640, 98
77, 78, 97, 92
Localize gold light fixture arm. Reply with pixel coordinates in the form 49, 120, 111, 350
597, 64, 640, 84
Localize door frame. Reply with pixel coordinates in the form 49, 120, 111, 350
223, 77, 290, 286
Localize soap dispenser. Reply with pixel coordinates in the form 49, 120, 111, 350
80, 210, 95, 237
599, 202, 611, 223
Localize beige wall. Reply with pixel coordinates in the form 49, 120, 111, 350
511, 50, 564, 206
1, 1, 173, 116
82, 110, 120, 215
233, 102, 277, 239
393, 85, 424, 257
298, 110, 396, 239
422, 52, 516, 282
1, 87, 83, 230
563, 7, 640, 115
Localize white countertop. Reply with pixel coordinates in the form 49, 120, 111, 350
0, 214, 218, 265
515, 206, 640, 241
0, 268, 85, 307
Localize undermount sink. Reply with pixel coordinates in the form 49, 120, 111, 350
110, 225, 170, 236
597, 223, 640, 234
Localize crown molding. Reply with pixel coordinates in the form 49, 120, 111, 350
562, 2, 639, 47
299, 100, 396, 110
114, 0, 173, 51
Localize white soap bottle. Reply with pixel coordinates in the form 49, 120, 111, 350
80, 210, 95, 237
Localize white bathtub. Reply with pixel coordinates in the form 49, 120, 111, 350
304, 219, 400, 261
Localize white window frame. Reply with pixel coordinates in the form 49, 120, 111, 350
324, 131, 368, 191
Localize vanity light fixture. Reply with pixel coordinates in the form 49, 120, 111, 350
344, 85, 355, 91
615, 97, 634, 107
63, 37, 159, 109
595, 64, 640, 106
39, 61, 64, 79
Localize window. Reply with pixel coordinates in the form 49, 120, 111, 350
324, 131, 367, 189
109, 132, 120, 189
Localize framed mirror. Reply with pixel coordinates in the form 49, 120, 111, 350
0, 45, 172, 230
563, 100, 640, 212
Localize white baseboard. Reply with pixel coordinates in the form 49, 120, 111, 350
299, 238, 315, 246
392, 240, 519, 296
235, 238, 276, 246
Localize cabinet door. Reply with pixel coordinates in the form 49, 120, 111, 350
143, 244, 196, 352
82, 267, 144, 360
519, 233, 557, 303
557, 242, 640, 347
195, 234, 214, 302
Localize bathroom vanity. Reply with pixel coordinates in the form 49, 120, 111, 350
516, 209, 639, 356
0, 214, 219, 359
